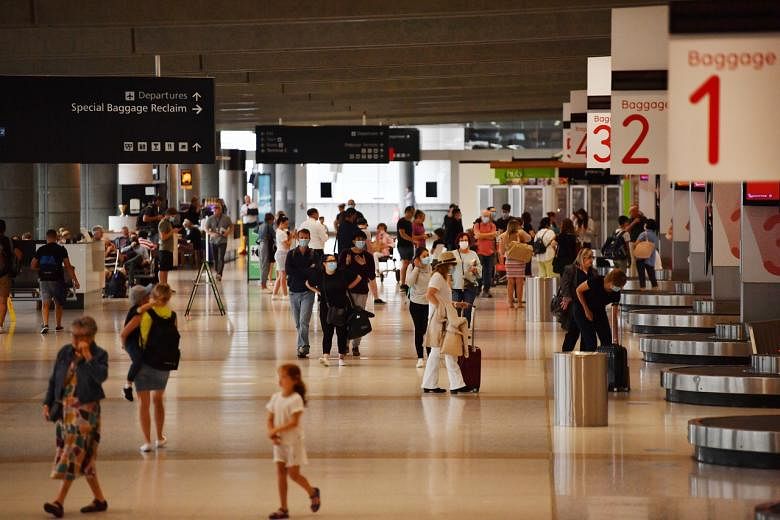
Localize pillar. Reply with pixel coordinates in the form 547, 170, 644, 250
688, 189, 707, 282
196, 162, 219, 200
711, 183, 741, 300
671, 186, 689, 280
80, 164, 117, 230
740, 200, 780, 322
0, 164, 35, 237
658, 176, 674, 268
218, 149, 245, 222
274, 164, 296, 224
35, 164, 81, 239
399, 161, 414, 211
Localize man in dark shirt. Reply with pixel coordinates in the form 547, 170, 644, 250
336, 208, 359, 255
31, 229, 80, 334
494, 204, 512, 233
141, 196, 165, 241
0, 219, 22, 334
443, 207, 464, 251
574, 269, 627, 351
338, 230, 376, 357
285, 229, 318, 359
626, 206, 647, 277
396, 205, 415, 290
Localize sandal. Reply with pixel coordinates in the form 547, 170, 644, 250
310, 487, 321, 512
268, 509, 289, 519
80, 499, 108, 513
43, 501, 64, 518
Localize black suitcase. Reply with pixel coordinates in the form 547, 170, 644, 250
457, 305, 481, 392
597, 343, 630, 392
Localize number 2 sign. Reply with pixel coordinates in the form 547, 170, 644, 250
668, 35, 780, 181
611, 92, 668, 176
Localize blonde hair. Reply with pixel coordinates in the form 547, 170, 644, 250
575, 248, 594, 267
151, 283, 173, 305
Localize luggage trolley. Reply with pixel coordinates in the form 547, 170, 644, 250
377, 247, 400, 282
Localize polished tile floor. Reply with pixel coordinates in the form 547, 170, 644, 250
1, 259, 778, 519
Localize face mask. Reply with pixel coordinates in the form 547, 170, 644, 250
298, 238, 310, 247
481, 216, 489, 223
325, 262, 337, 273
447, 265, 455, 274
611, 286, 621, 293
421, 256, 432, 266
502, 212, 509, 218
348, 204, 355, 209
355, 241, 365, 250
459, 241, 469, 250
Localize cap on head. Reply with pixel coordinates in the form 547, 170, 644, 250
129, 284, 153, 306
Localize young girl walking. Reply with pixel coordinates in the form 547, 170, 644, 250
266, 364, 321, 519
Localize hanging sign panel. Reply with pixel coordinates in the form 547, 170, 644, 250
569, 90, 588, 164
256, 125, 389, 164
668, 1, 780, 181
586, 56, 612, 169
0, 76, 215, 164
561, 102, 572, 163
610, 5, 669, 176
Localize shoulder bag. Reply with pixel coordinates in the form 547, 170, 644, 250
346, 293, 375, 339
634, 240, 655, 260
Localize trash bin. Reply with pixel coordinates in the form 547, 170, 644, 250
553, 352, 608, 427
526, 276, 558, 322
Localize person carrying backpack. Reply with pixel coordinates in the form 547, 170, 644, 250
534, 217, 557, 278
602, 216, 631, 271
31, 229, 80, 335
120, 283, 179, 453
0, 219, 22, 334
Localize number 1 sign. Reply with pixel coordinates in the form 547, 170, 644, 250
669, 35, 780, 181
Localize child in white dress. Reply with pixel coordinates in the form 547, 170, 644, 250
266, 364, 320, 519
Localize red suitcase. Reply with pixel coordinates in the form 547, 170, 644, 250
457, 305, 481, 392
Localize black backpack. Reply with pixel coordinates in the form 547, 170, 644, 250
533, 231, 550, 255
0, 237, 20, 278
603, 231, 628, 260
142, 309, 181, 371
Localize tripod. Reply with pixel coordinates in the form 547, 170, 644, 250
185, 243, 226, 317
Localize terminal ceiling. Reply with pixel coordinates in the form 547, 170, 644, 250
0, 0, 660, 129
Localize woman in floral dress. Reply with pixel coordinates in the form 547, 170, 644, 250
42, 316, 109, 518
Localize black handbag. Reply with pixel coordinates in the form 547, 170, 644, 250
48, 400, 63, 422
345, 294, 375, 339
326, 306, 347, 327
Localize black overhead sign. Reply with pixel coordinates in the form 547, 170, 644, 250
256, 125, 389, 164
0, 76, 215, 164
389, 128, 420, 162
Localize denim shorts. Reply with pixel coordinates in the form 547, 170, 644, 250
39, 281, 66, 305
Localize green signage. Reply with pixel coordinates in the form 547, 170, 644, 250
247, 228, 262, 281
493, 167, 556, 184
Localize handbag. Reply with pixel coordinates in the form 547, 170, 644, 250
346, 294, 375, 339
457, 251, 478, 290
634, 240, 655, 259
48, 400, 63, 422
326, 306, 347, 327
507, 241, 533, 263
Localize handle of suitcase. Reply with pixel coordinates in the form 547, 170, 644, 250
455, 303, 477, 350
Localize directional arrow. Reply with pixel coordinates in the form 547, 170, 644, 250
193, 92, 202, 101
193, 143, 202, 152
192, 104, 202, 115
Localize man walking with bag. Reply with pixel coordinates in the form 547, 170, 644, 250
285, 229, 319, 359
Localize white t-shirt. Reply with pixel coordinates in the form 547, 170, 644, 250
298, 218, 329, 250
266, 391, 305, 444
275, 228, 290, 254
427, 271, 452, 314
240, 202, 259, 225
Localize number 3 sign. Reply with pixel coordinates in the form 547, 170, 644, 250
611, 93, 668, 176
669, 35, 780, 181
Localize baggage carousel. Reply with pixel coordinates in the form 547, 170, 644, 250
688, 415, 780, 469
640, 323, 752, 364
628, 300, 740, 334
755, 502, 780, 519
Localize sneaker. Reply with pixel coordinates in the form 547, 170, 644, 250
155, 436, 167, 449
416, 358, 425, 368
55, 326, 64, 332
80, 499, 108, 514
319, 355, 330, 367
374, 298, 386, 305
139, 443, 154, 453
297, 345, 310, 359
338, 357, 347, 367
351, 348, 361, 357
423, 387, 447, 394
123, 386, 134, 402
450, 385, 477, 394
40, 325, 49, 335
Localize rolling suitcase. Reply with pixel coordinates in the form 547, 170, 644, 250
457, 305, 481, 392
597, 304, 630, 392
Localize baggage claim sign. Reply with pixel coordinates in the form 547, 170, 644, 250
0, 76, 215, 164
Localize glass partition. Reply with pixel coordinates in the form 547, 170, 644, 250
523, 186, 544, 227
589, 186, 603, 248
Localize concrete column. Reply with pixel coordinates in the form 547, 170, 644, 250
740, 201, 780, 322
80, 164, 117, 230
35, 164, 81, 239
218, 149, 246, 222
399, 161, 414, 211
195, 162, 219, 200
671, 187, 690, 280
0, 164, 35, 237
658, 176, 674, 268
711, 183, 741, 300
688, 190, 707, 282
274, 164, 296, 224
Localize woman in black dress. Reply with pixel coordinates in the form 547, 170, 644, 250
553, 218, 579, 275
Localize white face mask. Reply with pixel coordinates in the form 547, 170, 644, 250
459, 241, 469, 250
481, 216, 490, 223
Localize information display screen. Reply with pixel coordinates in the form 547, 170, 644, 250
256, 125, 389, 164
389, 128, 420, 161
743, 182, 780, 206
0, 75, 215, 164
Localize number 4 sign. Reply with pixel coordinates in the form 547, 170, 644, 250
669, 34, 780, 181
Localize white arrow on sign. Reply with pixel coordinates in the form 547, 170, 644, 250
193, 92, 202, 101
192, 104, 202, 115
193, 143, 202, 151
